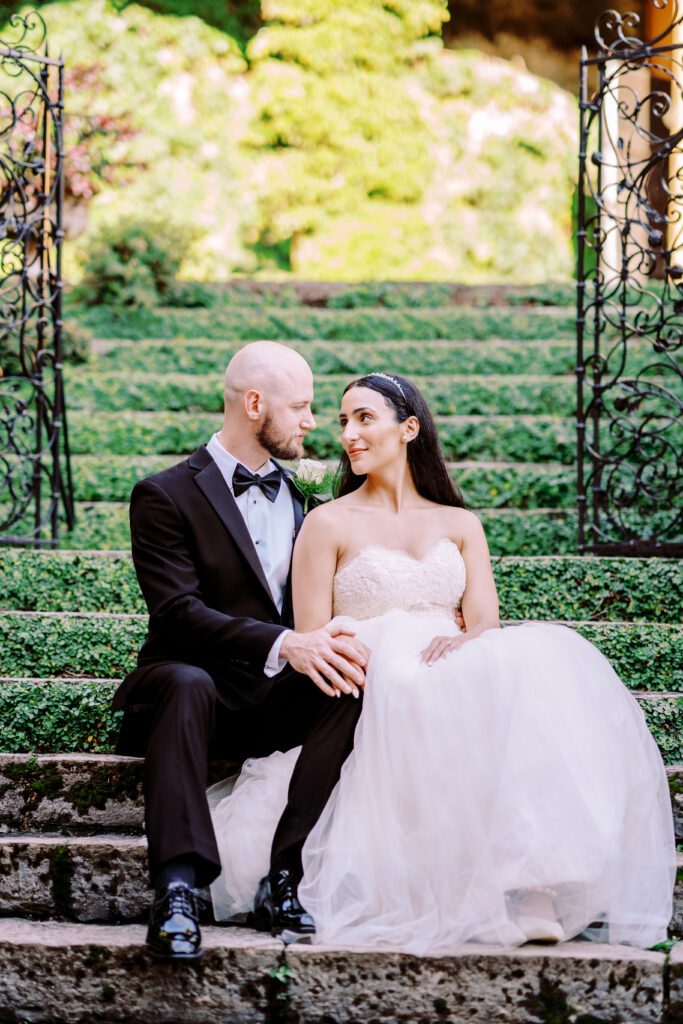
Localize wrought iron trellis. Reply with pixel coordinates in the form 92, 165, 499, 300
0, 9, 73, 548
577, 0, 683, 556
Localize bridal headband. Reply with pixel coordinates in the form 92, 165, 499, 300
368, 372, 406, 398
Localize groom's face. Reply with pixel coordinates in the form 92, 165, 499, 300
258, 368, 316, 460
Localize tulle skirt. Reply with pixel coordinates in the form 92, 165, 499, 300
208, 613, 675, 953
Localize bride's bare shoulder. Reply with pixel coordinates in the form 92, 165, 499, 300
298, 498, 348, 544
444, 506, 487, 542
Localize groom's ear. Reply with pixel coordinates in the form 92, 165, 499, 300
244, 389, 263, 419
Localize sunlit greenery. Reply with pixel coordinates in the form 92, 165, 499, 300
0, 0, 577, 282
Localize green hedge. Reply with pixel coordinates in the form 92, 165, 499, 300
74, 305, 577, 342
0, 613, 145, 678
91, 337, 665, 381
67, 371, 577, 416
67, 370, 681, 418
2, 552, 679, 623
93, 339, 578, 377
0, 680, 121, 754
56, 455, 573, 508
41, 504, 575, 557
66, 410, 580, 464
75, 280, 575, 311
0, 681, 678, 761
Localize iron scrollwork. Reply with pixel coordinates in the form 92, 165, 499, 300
577, 0, 683, 555
0, 10, 73, 547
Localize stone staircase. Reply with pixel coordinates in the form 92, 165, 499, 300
1, 282, 681, 1022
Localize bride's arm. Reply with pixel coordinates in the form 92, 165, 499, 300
458, 512, 501, 638
422, 511, 500, 665
281, 505, 368, 696
291, 506, 339, 630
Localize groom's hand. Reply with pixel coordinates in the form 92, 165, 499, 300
280, 626, 369, 699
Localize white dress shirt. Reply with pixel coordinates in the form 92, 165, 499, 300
206, 434, 293, 676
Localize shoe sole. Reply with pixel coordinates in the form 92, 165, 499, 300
146, 945, 205, 961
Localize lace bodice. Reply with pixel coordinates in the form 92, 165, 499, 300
332, 538, 466, 620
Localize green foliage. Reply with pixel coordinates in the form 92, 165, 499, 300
1, 612, 678, 693
65, 409, 579, 463
573, 623, 683, 692
0, 683, 679, 760
3, 550, 679, 624
2, 2, 578, 282
66, 368, 577, 416
0, 612, 145, 677
0, 679, 120, 753
245, 1, 448, 273
29, 0, 249, 281
74, 218, 198, 308
70, 303, 577, 342
91, 336, 665, 381
0, 320, 91, 376
34, 504, 577, 556
640, 697, 683, 766
493, 557, 683, 623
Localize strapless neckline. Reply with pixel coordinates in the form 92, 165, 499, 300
335, 537, 463, 580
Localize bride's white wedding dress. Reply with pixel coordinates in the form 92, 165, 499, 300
207, 539, 675, 952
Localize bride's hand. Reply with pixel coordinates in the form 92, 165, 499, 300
420, 634, 468, 666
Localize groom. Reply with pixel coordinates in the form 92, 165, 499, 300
112, 341, 369, 961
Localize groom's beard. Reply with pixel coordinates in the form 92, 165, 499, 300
257, 413, 304, 461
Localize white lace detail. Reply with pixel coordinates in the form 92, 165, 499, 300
332, 538, 466, 620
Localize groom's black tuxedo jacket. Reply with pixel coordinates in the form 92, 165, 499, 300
112, 445, 304, 739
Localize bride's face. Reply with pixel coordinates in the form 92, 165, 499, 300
339, 386, 407, 475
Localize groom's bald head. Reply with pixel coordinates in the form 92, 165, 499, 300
220, 341, 315, 461
223, 341, 312, 408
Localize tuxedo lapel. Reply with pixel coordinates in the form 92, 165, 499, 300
191, 448, 279, 615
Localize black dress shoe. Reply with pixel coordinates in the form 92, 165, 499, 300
146, 881, 206, 960
249, 868, 316, 940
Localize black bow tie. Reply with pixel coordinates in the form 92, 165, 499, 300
232, 463, 282, 503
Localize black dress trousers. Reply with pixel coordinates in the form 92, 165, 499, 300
132, 661, 364, 889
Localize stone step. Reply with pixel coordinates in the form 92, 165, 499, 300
1, 755, 681, 843
2, 549, 680, 622
1, 833, 682, 933
1, 917, 675, 1024
91, 335, 658, 378
0, 614, 679, 692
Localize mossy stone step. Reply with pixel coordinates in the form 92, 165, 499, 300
1, 834, 681, 934
0, 918, 671, 1024
89, 336, 661, 379
1, 750, 680, 839
1, 550, 679, 622
0, 753, 237, 835
75, 304, 577, 342
31, 503, 578, 557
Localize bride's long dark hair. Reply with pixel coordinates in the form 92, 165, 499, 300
335, 373, 466, 508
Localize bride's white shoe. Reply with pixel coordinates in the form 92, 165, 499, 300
510, 890, 565, 945
470, 921, 526, 946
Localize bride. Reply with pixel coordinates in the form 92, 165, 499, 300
207, 372, 676, 952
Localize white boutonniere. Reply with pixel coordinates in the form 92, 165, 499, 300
293, 459, 334, 513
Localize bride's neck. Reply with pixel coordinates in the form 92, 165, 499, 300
363, 463, 420, 513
